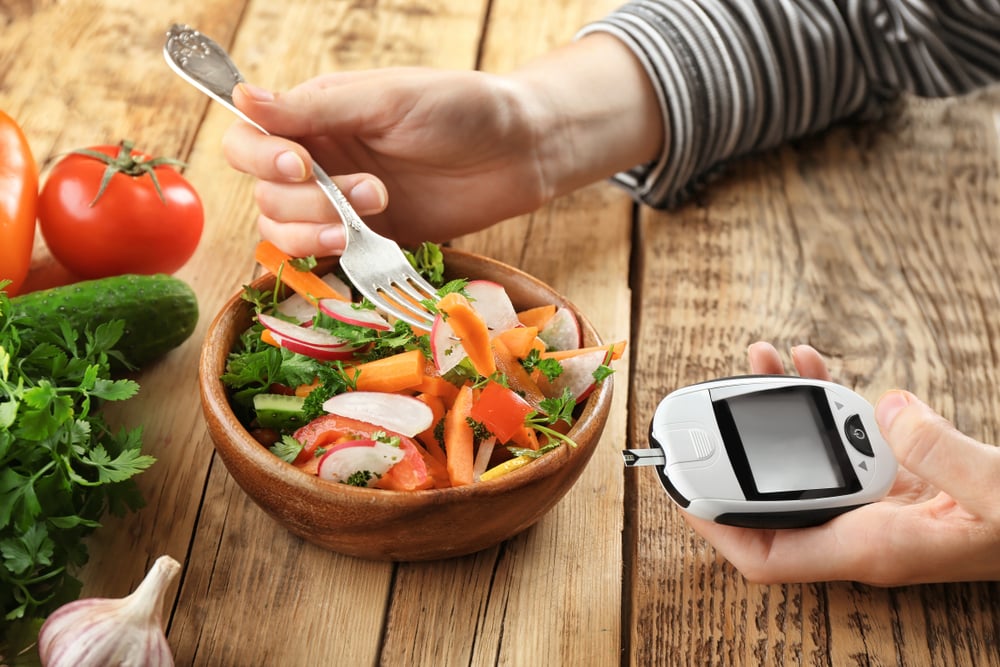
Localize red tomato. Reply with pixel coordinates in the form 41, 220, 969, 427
0, 109, 38, 296
291, 414, 431, 491
37, 141, 203, 279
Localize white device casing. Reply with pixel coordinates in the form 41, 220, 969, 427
648, 376, 897, 525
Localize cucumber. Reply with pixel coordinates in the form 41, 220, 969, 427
9, 273, 199, 369
253, 393, 310, 431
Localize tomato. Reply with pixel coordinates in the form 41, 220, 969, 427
292, 414, 431, 490
37, 141, 203, 279
0, 109, 38, 296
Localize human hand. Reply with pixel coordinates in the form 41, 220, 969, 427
221, 68, 553, 256
221, 34, 663, 257
682, 342, 1000, 585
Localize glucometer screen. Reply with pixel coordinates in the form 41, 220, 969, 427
714, 386, 860, 499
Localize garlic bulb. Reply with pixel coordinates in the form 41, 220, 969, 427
37, 555, 180, 667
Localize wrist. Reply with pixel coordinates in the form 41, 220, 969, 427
507, 33, 664, 199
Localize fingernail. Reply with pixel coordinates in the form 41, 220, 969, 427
238, 82, 275, 102
876, 390, 911, 429
318, 225, 345, 251
349, 179, 387, 212
275, 151, 307, 181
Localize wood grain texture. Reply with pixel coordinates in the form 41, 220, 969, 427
3, 0, 998, 665
628, 88, 1000, 666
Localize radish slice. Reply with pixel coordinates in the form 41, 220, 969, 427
465, 280, 519, 333
258, 312, 352, 348
275, 293, 318, 323
536, 349, 608, 402
318, 298, 391, 331
320, 272, 353, 301
322, 391, 434, 437
268, 331, 357, 361
316, 439, 403, 486
537, 306, 582, 351
472, 436, 497, 482
430, 314, 466, 374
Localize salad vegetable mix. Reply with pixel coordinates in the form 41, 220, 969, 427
222, 241, 624, 490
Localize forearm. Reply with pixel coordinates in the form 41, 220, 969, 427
577, 0, 1000, 209
506, 33, 665, 201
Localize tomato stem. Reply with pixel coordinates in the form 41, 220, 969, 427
72, 140, 187, 206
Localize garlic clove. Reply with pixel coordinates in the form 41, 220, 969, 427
37, 555, 180, 667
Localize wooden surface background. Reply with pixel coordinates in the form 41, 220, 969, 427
2, 0, 999, 665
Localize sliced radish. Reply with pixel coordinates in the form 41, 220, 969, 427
465, 280, 520, 333
430, 314, 466, 374
537, 306, 582, 351
472, 436, 497, 482
321, 391, 434, 437
275, 293, 318, 323
320, 272, 353, 300
318, 298, 391, 331
536, 349, 608, 402
258, 312, 352, 348
316, 439, 403, 486
267, 331, 357, 361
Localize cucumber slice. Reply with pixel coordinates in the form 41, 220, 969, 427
253, 393, 310, 431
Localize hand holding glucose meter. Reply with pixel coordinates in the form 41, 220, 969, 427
624, 376, 897, 528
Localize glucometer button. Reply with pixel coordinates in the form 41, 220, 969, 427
667, 427, 716, 463
844, 414, 874, 456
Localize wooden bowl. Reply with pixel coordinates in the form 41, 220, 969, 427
199, 248, 613, 560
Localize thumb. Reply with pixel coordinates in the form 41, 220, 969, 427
232, 81, 365, 137
875, 390, 997, 511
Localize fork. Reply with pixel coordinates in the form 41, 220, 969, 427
162, 24, 439, 330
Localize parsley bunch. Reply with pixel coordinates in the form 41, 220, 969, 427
0, 289, 154, 627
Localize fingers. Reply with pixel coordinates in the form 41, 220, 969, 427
231, 79, 377, 137
256, 216, 345, 258
746, 342, 832, 381
747, 342, 784, 374
876, 390, 1000, 515
789, 345, 832, 381
222, 121, 314, 183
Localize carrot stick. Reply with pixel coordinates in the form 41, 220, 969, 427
254, 240, 348, 304
516, 304, 556, 330
541, 340, 627, 362
444, 384, 475, 486
352, 349, 425, 393
260, 328, 280, 348
437, 292, 496, 377
494, 325, 539, 359
412, 374, 460, 405
295, 377, 321, 397
414, 393, 448, 465
492, 337, 545, 410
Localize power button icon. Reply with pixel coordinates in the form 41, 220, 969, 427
844, 414, 874, 456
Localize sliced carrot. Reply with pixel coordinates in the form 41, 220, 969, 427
412, 374, 460, 405
492, 337, 545, 410
509, 424, 540, 451
494, 325, 539, 359
444, 384, 475, 486
413, 393, 448, 465
541, 340, 627, 362
260, 328, 280, 348
352, 349, 425, 393
437, 292, 496, 377
295, 377, 321, 398
254, 240, 348, 304
516, 304, 556, 330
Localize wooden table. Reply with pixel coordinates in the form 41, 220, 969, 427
4, 1, 999, 665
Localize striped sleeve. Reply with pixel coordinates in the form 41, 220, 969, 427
577, 0, 1000, 208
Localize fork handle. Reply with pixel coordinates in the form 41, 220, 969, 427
311, 164, 366, 235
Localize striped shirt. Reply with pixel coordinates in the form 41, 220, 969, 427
578, 1, 1000, 208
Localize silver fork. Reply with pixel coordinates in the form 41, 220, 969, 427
162, 24, 439, 330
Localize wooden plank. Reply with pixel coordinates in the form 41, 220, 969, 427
387, 1, 632, 665
628, 85, 1000, 665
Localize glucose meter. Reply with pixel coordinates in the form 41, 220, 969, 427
623, 376, 897, 528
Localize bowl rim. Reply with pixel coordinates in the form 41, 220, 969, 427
198, 247, 614, 504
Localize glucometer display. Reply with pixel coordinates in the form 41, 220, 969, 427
713, 386, 860, 498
